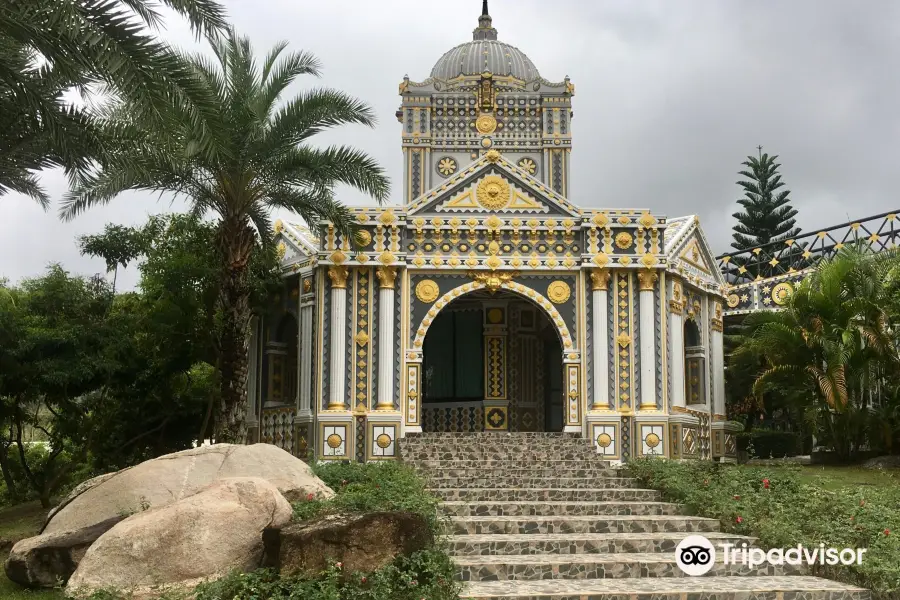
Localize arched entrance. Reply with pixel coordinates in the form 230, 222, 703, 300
419, 288, 565, 432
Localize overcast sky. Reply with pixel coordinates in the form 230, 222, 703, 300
4, 0, 900, 290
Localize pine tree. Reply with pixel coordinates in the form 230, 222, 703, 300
731, 147, 801, 252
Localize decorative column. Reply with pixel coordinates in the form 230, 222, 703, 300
669, 281, 686, 409
483, 303, 509, 431
298, 280, 314, 416
327, 266, 349, 410
590, 269, 611, 409
375, 266, 397, 410
638, 269, 658, 410
711, 301, 726, 418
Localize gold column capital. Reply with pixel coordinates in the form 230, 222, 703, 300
327, 266, 349, 289
590, 268, 611, 291
376, 266, 398, 289
637, 269, 658, 291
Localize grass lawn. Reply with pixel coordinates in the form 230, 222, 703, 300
0, 502, 47, 545
628, 458, 900, 600
0, 577, 63, 600
794, 464, 900, 491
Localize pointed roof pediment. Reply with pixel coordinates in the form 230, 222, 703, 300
407, 152, 581, 218
274, 220, 318, 271
664, 215, 726, 287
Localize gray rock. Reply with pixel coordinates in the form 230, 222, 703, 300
264, 511, 433, 577
5, 516, 124, 588
66, 477, 292, 599
44, 443, 333, 536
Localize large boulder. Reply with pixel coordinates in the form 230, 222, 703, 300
43, 443, 332, 536
263, 512, 432, 577
5, 516, 125, 588
67, 477, 292, 599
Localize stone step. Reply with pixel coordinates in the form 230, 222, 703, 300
449, 515, 720, 535
400, 438, 594, 448
439, 500, 682, 517
426, 476, 639, 489
448, 532, 755, 556
415, 467, 620, 478
411, 459, 612, 470
405, 432, 585, 438
454, 552, 807, 581
401, 451, 599, 462
460, 575, 869, 599
430, 488, 662, 502
403, 438, 589, 447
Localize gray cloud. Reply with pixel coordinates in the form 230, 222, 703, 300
3, 0, 899, 289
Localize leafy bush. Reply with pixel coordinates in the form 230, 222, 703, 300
736, 430, 800, 458
0, 443, 98, 507
189, 549, 460, 600
628, 458, 900, 599
292, 461, 442, 532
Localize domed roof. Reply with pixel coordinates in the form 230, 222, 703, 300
431, 40, 539, 81
429, 1, 540, 82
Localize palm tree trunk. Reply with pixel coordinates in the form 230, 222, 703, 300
214, 217, 256, 444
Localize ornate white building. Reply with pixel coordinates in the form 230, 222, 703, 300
250, 2, 739, 463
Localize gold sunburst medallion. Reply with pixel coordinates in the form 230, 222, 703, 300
772, 282, 794, 306
415, 279, 440, 304
727, 293, 740, 308
597, 432, 612, 448
375, 433, 392, 449
645, 433, 661, 448
475, 114, 498, 134
476, 175, 510, 210
547, 281, 571, 304
326, 434, 342, 449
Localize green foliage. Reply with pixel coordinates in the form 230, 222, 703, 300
628, 458, 900, 599
0, 0, 228, 207
736, 430, 801, 459
731, 147, 801, 252
185, 549, 459, 600
732, 249, 900, 459
64, 31, 389, 442
292, 462, 442, 533
0, 266, 117, 506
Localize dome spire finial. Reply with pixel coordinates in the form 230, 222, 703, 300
474, 0, 498, 40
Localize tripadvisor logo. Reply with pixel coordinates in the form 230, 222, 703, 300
675, 535, 868, 576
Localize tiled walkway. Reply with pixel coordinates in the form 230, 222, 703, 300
399, 432, 870, 600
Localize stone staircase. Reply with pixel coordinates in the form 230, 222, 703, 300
399, 432, 870, 600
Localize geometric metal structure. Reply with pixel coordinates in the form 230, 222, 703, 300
717, 210, 900, 316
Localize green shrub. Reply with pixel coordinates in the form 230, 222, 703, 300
189, 549, 460, 600
292, 461, 442, 532
628, 458, 900, 599
736, 430, 800, 458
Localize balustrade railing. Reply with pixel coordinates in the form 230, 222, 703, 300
716, 210, 900, 285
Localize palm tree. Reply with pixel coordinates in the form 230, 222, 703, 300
0, 0, 227, 205
63, 31, 390, 442
734, 249, 900, 458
